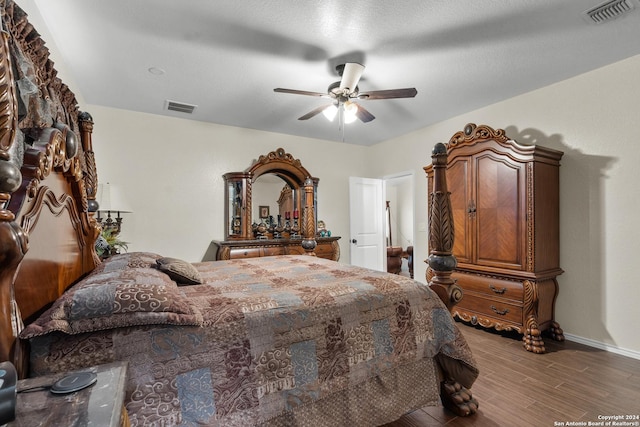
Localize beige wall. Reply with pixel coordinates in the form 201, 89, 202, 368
89, 106, 369, 263
369, 54, 640, 356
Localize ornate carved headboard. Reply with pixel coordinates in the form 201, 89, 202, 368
0, 1, 100, 377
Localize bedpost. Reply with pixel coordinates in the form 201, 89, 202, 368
79, 112, 98, 213
0, 7, 28, 375
0, 216, 27, 373
78, 112, 102, 266
301, 177, 317, 256
427, 142, 463, 311
427, 143, 479, 416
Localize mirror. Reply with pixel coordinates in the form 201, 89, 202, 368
223, 148, 318, 241
227, 180, 243, 236
251, 175, 296, 224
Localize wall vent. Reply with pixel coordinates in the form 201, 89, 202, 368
165, 100, 197, 114
584, 0, 635, 24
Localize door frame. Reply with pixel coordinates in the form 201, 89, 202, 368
348, 171, 415, 273
383, 170, 415, 275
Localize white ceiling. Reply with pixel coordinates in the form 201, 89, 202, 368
32, 0, 640, 146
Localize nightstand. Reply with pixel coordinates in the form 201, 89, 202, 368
8, 361, 129, 426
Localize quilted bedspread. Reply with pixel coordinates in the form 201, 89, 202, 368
29, 255, 478, 426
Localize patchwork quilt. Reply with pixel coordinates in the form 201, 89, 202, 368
28, 255, 478, 426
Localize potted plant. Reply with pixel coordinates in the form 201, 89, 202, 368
95, 228, 128, 259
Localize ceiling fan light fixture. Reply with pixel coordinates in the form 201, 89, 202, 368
323, 104, 338, 121
343, 101, 358, 124
273, 62, 416, 125
339, 63, 365, 92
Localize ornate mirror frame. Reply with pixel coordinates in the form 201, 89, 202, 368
223, 148, 318, 241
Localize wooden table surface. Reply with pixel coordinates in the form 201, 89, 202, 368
9, 361, 128, 427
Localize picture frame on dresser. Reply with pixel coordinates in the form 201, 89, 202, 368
259, 205, 269, 219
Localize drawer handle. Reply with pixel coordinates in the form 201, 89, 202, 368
489, 285, 507, 294
491, 305, 509, 316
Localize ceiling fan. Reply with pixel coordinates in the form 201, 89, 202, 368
274, 63, 417, 123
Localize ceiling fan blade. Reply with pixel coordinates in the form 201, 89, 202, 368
358, 88, 417, 100
339, 63, 365, 92
298, 104, 333, 120
355, 103, 375, 123
274, 88, 329, 97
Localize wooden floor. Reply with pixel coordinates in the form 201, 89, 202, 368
384, 322, 640, 427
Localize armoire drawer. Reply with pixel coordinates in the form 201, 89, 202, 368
457, 292, 523, 325
453, 272, 524, 302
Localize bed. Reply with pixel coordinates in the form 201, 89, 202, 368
0, 1, 478, 425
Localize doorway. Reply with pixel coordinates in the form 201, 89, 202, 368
348, 172, 415, 275
384, 172, 415, 277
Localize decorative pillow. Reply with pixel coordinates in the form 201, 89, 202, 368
93, 252, 164, 275
156, 257, 203, 285
20, 266, 203, 339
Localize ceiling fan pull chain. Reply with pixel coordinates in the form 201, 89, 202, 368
340, 106, 345, 141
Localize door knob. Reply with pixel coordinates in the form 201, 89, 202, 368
351, 239, 357, 244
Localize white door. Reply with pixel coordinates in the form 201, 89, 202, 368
349, 177, 385, 271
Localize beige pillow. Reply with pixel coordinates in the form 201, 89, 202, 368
156, 257, 203, 285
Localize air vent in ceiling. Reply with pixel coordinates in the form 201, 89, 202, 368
584, 0, 635, 24
165, 100, 197, 114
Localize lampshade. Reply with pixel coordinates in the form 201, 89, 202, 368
322, 104, 338, 121
323, 102, 358, 124
343, 101, 358, 124
96, 183, 132, 213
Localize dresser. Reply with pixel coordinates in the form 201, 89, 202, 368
206, 236, 341, 261
425, 123, 564, 353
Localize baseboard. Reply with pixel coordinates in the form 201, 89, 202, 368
564, 333, 640, 360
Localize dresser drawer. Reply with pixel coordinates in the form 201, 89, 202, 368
263, 246, 286, 256
457, 292, 523, 325
229, 248, 263, 259
210, 237, 341, 261
453, 271, 523, 301
314, 242, 335, 259
282, 242, 303, 255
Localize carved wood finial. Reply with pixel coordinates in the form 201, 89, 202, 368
301, 177, 317, 256
79, 112, 98, 212
427, 142, 463, 311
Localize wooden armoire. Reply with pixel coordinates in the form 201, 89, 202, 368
425, 124, 564, 353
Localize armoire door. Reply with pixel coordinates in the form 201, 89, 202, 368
447, 157, 473, 265
447, 152, 526, 271
473, 152, 526, 271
